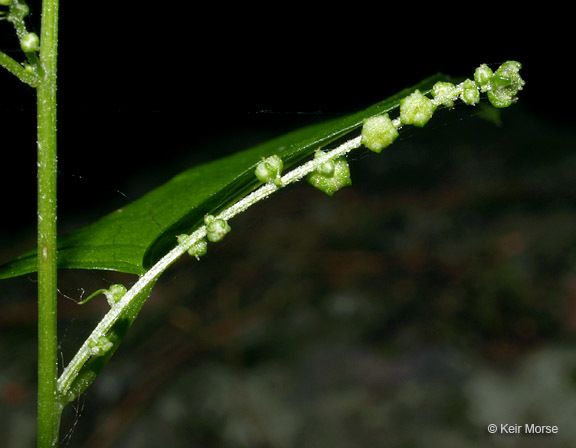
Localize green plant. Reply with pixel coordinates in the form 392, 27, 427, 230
0, 1, 525, 445
1, 0, 59, 445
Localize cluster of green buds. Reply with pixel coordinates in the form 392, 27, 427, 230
361, 60, 524, 154
478, 62, 525, 108
255, 155, 284, 187
306, 150, 352, 196
177, 234, 208, 260
204, 214, 231, 242
180, 61, 524, 257
430, 62, 524, 109
253, 61, 525, 198
177, 214, 231, 260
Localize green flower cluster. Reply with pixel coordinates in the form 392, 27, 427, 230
177, 234, 208, 259
251, 61, 524, 198
361, 60, 524, 155
306, 151, 352, 196
255, 155, 284, 187
176, 61, 525, 252
177, 214, 232, 260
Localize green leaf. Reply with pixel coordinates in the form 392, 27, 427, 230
0, 74, 448, 279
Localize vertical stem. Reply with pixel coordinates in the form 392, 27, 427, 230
36, 0, 61, 446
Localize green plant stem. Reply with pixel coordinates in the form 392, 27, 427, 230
36, 0, 61, 446
0, 50, 40, 85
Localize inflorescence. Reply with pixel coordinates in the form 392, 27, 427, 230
312, 60, 524, 196
176, 61, 524, 258
64, 61, 525, 397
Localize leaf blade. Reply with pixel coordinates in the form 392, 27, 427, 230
0, 74, 448, 279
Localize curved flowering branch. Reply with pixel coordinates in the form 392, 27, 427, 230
57, 61, 525, 403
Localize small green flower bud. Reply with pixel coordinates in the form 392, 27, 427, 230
20, 32, 39, 52
0, 0, 12, 6
307, 156, 351, 196
255, 155, 283, 186
177, 234, 208, 259
432, 81, 458, 107
474, 64, 493, 93
103, 284, 127, 307
400, 90, 436, 127
79, 284, 127, 306
88, 335, 114, 357
487, 60, 525, 108
460, 79, 480, 106
204, 215, 231, 242
313, 151, 335, 176
361, 114, 399, 153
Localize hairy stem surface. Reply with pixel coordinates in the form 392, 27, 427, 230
36, 0, 61, 445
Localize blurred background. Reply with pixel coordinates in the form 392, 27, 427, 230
1, 3, 575, 447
